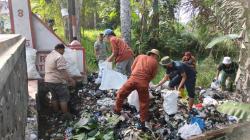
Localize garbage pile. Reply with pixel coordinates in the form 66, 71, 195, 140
25, 96, 38, 140
39, 73, 239, 140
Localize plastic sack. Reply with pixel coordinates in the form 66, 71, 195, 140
202, 97, 218, 106
63, 48, 81, 77
95, 61, 112, 84
99, 69, 127, 90
127, 90, 154, 112
128, 90, 140, 112
26, 47, 41, 79
162, 90, 179, 115
178, 123, 202, 139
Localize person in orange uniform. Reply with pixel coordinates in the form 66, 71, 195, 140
114, 49, 160, 131
104, 29, 134, 75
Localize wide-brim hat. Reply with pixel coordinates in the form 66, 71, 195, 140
222, 56, 232, 65
147, 49, 160, 57
159, 56, 173, 66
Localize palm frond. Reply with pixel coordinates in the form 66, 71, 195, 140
206, 34, 239, 49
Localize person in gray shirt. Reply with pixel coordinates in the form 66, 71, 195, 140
94, 33, 109, 63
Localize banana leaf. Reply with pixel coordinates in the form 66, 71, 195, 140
206, 34, 239, 49
217, 101, 250, 122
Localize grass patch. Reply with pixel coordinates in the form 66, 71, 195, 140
81, 30, 101, 73
196, 57, 217, 88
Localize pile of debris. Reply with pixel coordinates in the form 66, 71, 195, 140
25, 96, 38, 140
38, 73, 239, 140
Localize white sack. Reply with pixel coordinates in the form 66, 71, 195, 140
162, 90, 178, 115
178, 123, 202, 139
95, 61, 112, 84
128, 90, 140, 111
26, 47, 41, 79
99, 69, 127, 90
63, 48, 81, 77
127, 90, 154, 112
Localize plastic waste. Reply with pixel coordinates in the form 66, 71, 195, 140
26, 47, 41, 79
210, 79, 220, 90
202, 97, 218, 106
178, 123, 202, 139
96, 98, 115, 106
64, 127, 73, 140
63, 48, 81, 77
190, 117, 205, 130
99, 69, 127, 90
162, 90, 179, 115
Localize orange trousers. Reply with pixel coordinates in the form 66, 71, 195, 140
115, 78, 149, 122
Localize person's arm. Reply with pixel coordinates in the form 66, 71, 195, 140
57, 57, 76, 86
177, 72, 187, 91
107, 53, 115, 62
131, 56, 139, 71
155, 74, 169, 88
216, 64, 222, 80
106, 40, 118, 62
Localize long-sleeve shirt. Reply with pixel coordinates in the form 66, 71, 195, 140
130, 55, 158, 86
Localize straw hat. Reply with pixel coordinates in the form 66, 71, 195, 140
147, 49, 160, 57
159, 56, 173, 66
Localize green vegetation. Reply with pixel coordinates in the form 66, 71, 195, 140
30, 0, 244, 88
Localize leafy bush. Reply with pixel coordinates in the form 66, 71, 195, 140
196, 57, 217, 88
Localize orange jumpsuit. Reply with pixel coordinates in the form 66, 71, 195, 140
115, 55, 158, 122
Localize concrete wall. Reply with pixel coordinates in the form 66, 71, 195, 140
0, 34, 28, 140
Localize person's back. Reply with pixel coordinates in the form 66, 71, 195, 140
45, 50, 67, 83
131, 55, 158, 83
110, 36, 133, 63
171, 61, 196, 78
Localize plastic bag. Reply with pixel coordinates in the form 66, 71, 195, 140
26, 47, 41, 79
210, 79, 220, 90
95, 61, 112, 84
178, 123, 202, 139
162, 90, 179, 115
202, 97, 218, 106
63, 48, 81, 77
128, 90, 140, 112
191, 117, 205, 130
128, 90, 154, 112
99, 69, 127, 90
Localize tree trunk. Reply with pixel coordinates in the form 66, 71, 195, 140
120, 0, 131, 46
60, 0, 69, 41
148, 0, 159, 49
68, 0, 73, 42
139, 0, 148, 46
236, 0, 250, 102
75, 0, 83, 40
